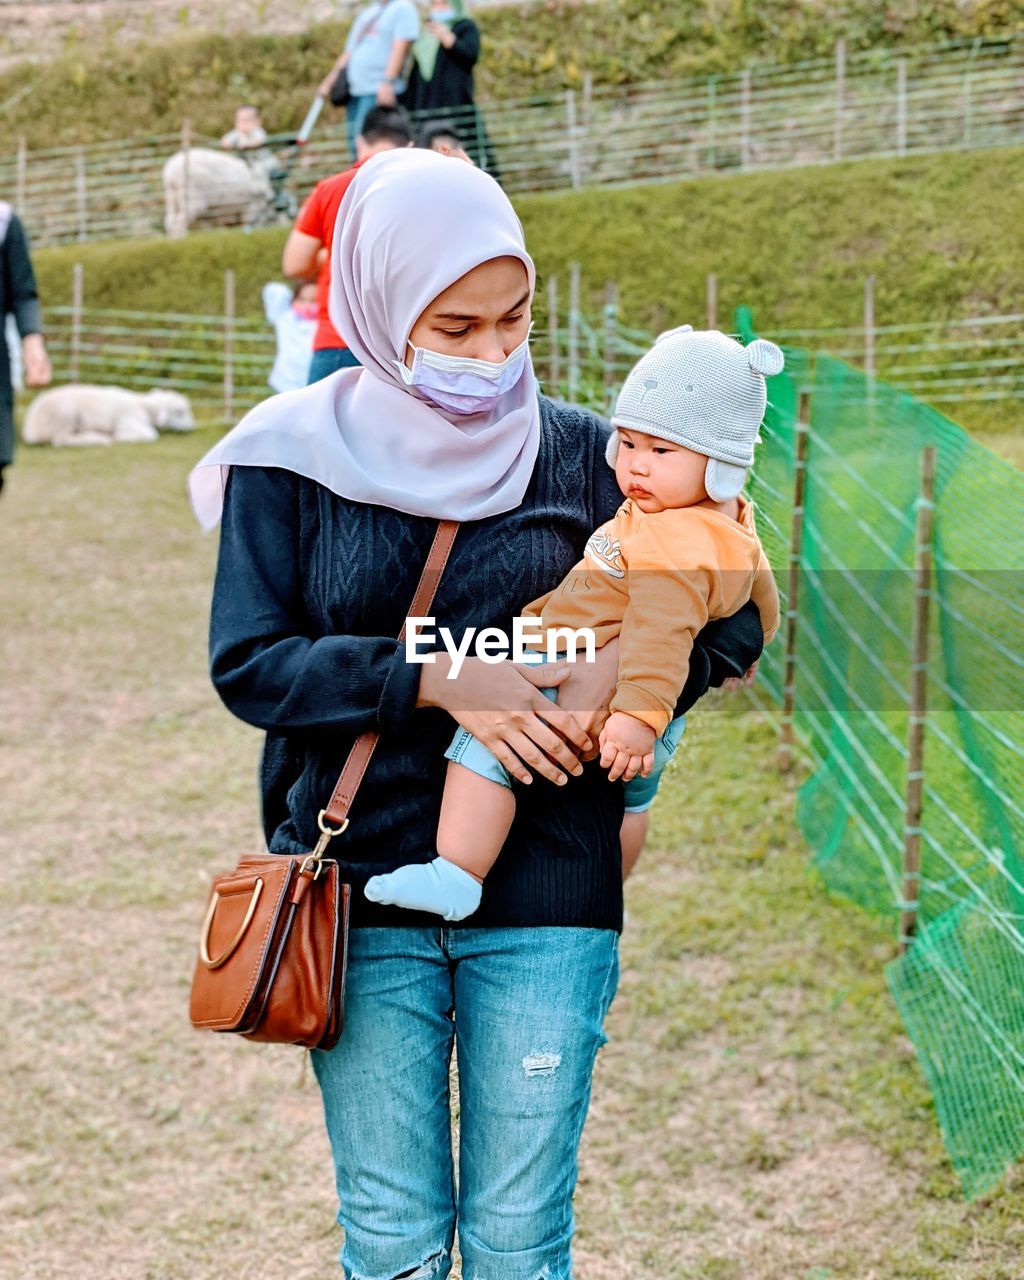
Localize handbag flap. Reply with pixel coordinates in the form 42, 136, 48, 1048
189, 858, 294, 1032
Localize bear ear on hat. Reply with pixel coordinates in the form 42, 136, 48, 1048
746, 339, 785, 377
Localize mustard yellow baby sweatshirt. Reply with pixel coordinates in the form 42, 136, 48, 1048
522, 497, 780, 734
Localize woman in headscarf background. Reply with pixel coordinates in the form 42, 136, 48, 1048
403, 0, 497, 176
191, 149, 762, 1278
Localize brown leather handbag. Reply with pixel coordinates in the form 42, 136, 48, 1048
189, 520, 460, 1051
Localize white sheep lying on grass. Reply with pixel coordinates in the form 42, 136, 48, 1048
22, 386, 196, 446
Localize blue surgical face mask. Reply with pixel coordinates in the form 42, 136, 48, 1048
432, 7, 457, 21
396, 332, 532, 415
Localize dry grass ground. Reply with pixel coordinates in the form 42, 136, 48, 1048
3, 428, 1023, 1279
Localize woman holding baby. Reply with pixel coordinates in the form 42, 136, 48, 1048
191, 148, 772, 1278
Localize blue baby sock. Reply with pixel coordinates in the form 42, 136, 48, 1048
364, 857, 483, 921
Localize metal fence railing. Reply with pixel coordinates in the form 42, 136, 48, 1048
27, 289, 1024, 431
3, 34, 1023, 248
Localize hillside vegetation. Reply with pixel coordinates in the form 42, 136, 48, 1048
0, 0, 1020, 149
33, 145, 1024, 437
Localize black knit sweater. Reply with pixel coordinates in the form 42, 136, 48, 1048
209, 396, 763, 932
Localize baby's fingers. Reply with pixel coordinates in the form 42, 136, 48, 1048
620, 753, 644, 783
606, 747, 630, 783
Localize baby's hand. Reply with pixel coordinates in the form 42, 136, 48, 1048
599, 712, 656, 783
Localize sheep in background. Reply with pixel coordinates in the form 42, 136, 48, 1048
162, 147, 272, 238
22, 386, 196, 446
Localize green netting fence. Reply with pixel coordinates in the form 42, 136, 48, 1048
738, 321, 1024, 1198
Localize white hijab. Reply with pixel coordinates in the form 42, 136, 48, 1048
189, 149, 541, 530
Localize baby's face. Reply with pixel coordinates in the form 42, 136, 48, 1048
613, 429, 708, 513
236, 108, 260, 133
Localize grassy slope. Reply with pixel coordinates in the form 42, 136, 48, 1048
2, 431, 1023, 1277
33, 145, 1024, 439
0, 0, 1019, 148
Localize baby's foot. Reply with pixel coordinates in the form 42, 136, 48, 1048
364, 857, 482, 921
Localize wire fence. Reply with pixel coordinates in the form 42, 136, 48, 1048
738, 349, 1023, 1200
4, 33, 1024, 248
30, 270, 1024, 434
560, 313, 1024, 1198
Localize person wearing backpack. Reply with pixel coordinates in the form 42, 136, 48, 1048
0, 203, 51, 495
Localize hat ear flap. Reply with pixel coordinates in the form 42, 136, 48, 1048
605, 429, 619, 468
705, 458, 747, 502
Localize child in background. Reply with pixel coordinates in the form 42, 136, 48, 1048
365, 326, 784, 920
221, 105, 268, 151
262, 281, 318, 394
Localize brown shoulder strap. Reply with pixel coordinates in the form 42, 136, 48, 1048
320, 519, 459, 832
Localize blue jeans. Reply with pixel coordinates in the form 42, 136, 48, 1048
308, 346, 361, 384
313, 925, 620, 1279
347, 94, 377, 156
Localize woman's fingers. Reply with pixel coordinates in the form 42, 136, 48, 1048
525, 715, 586, 777
504, 729, 570, 786
532, 694, 592, 754
490, 734, 538, 787
517, 661, 570, 687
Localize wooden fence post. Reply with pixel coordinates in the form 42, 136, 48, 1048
706, 76, 717, 170
779, 388, 811, 773
16, 136, 28, 216
740, 69, 752, 171
567, 262, 581, 403
602, 281, 618, 414
75, 146, 88, 243
863, 273, 876, 377
223, 268, 235, 425
581, 70, 593, 181
833, 38, 846, 161
963, 71, 973, 147
181, 118, 193, 233
565, 90, 581, 190
706, 272, 718, 330
70, 263, 84, 384
896, 60, 907, 157
547, 275, 560, 394
898, 444, 937, 953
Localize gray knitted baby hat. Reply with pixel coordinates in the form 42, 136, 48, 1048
607, 326, 784, 500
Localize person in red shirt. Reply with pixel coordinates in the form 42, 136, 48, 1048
282, 105, 415, 383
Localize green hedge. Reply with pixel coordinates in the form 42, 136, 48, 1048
33, 145, 1024, 436
1, 0, 1019, 149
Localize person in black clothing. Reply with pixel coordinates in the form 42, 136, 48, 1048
0, 203, 51, 494
402, 0, 498, 176
190, 150, 762, 1279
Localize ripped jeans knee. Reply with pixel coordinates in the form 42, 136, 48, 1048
348, 1243, 450, 1280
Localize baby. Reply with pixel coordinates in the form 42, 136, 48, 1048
221, 105, 269, 151
365, 327, 783, 920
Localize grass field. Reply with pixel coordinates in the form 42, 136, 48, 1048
3, 429, 1024, 1279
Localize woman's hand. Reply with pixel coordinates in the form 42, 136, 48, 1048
418, 655, 593, 786
553, 636, 619, 760
319, 56, 345, 98
22, 334, 51, 389
427, 21, 457, 47
723, 659, 759, 692
599, 711, 656, 783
